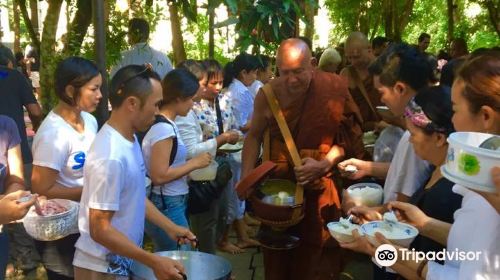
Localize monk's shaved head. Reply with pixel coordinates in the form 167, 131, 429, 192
345, 32, 370, 49
275, 38, 314, 96
276, 38, 312, 67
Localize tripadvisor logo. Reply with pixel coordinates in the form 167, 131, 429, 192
374, 244, 482, 267
375, 244, 398, 267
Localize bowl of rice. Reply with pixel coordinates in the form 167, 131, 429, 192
346, 183, 383, 207
327, 218, 362, 243
361, 220, 418, 247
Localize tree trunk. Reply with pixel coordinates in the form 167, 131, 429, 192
168, 1, 187, 65
447, 0, 454, 43
29, 0, 39, 34
129, 0, 143, 18
18, 0, 40, 50
483, 0, 500, 38
63, 0, 92, 56
383, 0, 394, 40
208, 4, 215, 59
12, 0, 21, 53
396, 0, 415, 40
40, 0, 64, 113
304, 0, 316, 46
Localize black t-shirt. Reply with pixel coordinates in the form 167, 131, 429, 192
0, 66, 38, 163
440, 58, 465, 87
409, 177, 462, 260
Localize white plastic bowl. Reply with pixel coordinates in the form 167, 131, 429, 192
346, 183, 384, 207
443, 132, 500, 192
189, 160, 218, 181
327, 222, 362, 243
361, 221, 418, 247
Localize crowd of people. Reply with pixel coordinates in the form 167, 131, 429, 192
0, 17, 498, 280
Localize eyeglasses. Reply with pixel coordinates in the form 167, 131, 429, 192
404, 99, 447, 133
117, 63, 153, 95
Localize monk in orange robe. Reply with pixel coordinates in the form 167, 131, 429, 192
242, 38, 352, 280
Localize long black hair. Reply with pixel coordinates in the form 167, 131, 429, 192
55, 57, 100, 106
414, 85, 455, 137
223, 53, 259, 88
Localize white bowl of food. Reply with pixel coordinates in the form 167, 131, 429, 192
189, 160, 218, 181
442, 132, 500, 192
346, 183, 383, 207
22, 199, 79, 241
327, 218, 362, 243
361, 221, 418, 247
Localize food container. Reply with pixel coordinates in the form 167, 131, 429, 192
442, 132, 500, 192
131, 250, 231, 280
236, 161, 304, 227
346, 183, 383, 207
189, 160, 218, 181
327, 221, 362, 243
361, 221, 418, 247
22, 199, 79, 241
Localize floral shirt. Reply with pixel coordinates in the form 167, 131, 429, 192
192, 93, 237, 141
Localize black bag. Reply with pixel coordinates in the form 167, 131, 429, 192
187, 156, 232, 214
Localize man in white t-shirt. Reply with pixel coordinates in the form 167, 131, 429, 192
73, 64, 195, 280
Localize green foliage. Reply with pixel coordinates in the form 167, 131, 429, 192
233, 0, 316, 54
183, 11, 230, 65
325, 0, 499, 54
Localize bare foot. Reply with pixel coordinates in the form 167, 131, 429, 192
236, 238, 260, 249
218, 241, 245, 254
244, 214, 261, 226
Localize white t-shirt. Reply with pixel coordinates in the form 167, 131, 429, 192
226, 78, 254, 129
248, 80, 264, 99
32, 111, 98, 188
142, 120, 189, 196
427, 184, 500, 280
383, 131, 432, 203
73, 124, 146, 276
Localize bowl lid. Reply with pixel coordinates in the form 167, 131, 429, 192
236, 161, 277, 199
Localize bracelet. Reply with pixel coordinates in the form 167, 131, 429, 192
417, 259, 428, 278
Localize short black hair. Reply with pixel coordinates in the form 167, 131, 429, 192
372, 36, 388, 49
54, 57, 100, 106
414, 86, 455, 136
109, 64, 161, 109
368, 43, 433, 91
176, 59, 206, 81
161, 68, 199, 105
256, 55, 271, 71
129, 18, 149, 42
202, 59, 223, 84
418, 33, 431, 43
0, 53, 11, 66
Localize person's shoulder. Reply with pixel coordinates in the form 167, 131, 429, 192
81, 112, 98, 130
314, 69, 349, 95
0, 115, 17, 129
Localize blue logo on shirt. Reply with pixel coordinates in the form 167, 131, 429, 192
72, 152, 86, 170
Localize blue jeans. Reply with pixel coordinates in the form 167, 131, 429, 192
0, 229, 8, 280
145, 193, 189, 252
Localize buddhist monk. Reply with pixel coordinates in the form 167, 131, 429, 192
241, 38, 349, 279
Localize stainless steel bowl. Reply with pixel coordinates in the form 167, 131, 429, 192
130, 251, 231, 280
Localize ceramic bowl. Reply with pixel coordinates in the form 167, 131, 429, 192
346, 183, 384, 207
361, 221, 418, 247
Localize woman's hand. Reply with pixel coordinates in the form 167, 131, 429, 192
476, 167, 500, 214
0, 191, 37, 224
223, 131, 240, 145
339, 229, 377, 256
337, 158, 370, 180
189, 152, 212, 169
348, 205, 383, 224
387, 201, 431, 231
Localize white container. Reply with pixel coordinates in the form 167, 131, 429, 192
346, 183, 383, 207
443, 132, 500, 193
22, 199, 79, 241
361, 221, 418, 247
327, 221, 362, 243
189, 160, 218, 181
